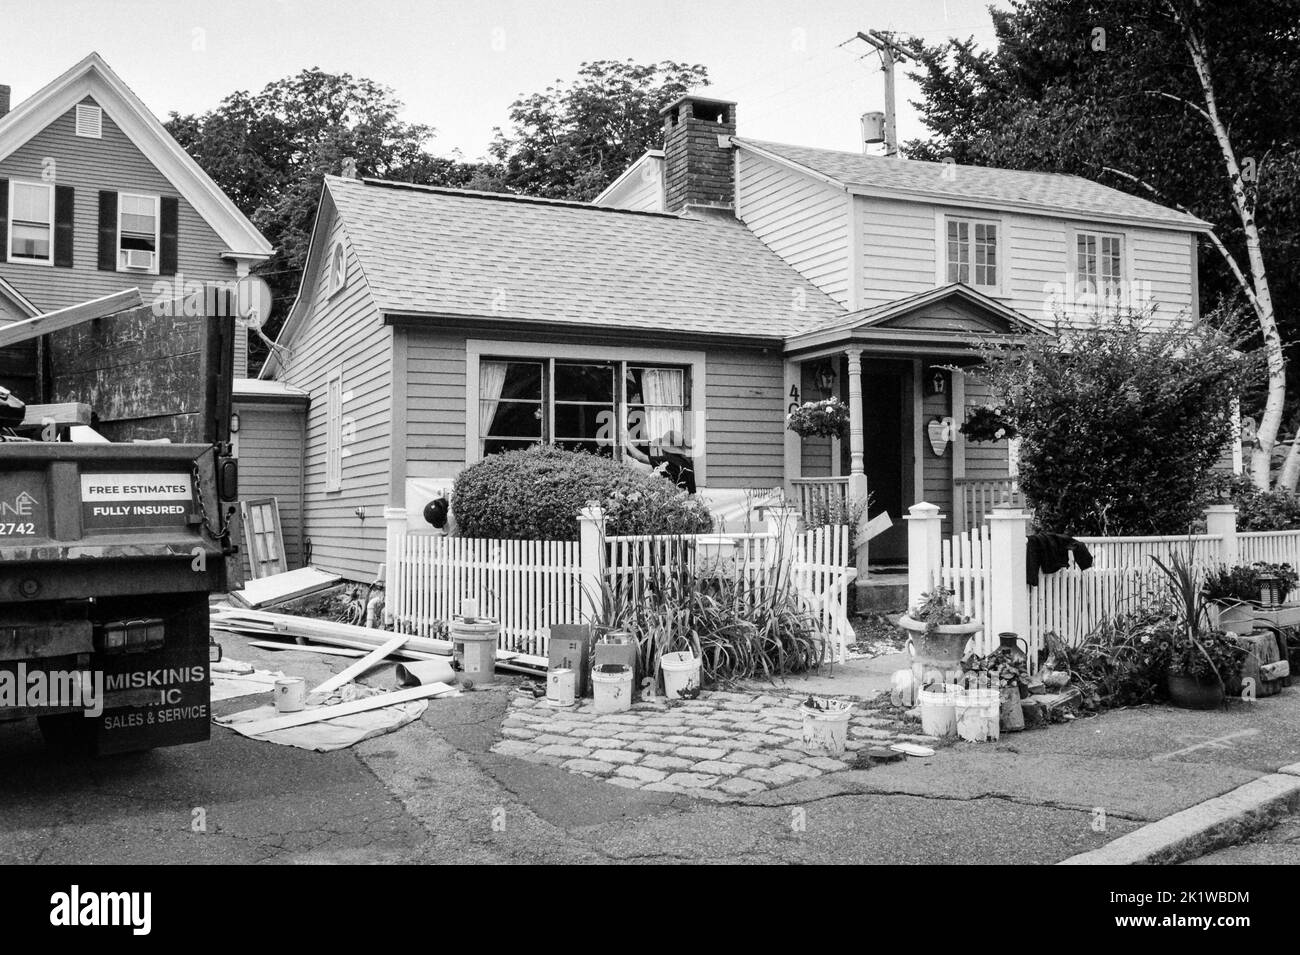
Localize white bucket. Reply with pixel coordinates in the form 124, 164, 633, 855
955, 687, 1001, 742
274, 677, 306, 713
591, 664, 633, 714
546, 668, 576, 707
918, 683, 959, 738
660, 650, 701, 700
799, 698, 854, 756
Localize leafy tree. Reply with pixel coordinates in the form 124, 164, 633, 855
489, 59, 710, 200
166, 69, 499, 364
971, 309, 1260, 536
901, 0, 1300, 488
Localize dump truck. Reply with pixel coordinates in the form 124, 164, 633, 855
0, 289, 239, 754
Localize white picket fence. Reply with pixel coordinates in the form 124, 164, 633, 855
387, 515, 856, 661
1240, 530, 1300, 567
939, 525, 996, 655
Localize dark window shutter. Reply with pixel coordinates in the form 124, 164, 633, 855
97, 190, 117, 271
0, 179, 8, 257
54, 185, 74, 268
159, 196, 179, 276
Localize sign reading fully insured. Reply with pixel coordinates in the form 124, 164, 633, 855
80, 472, 195, 530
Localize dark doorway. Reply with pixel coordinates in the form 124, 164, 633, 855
843, 359, 911, 563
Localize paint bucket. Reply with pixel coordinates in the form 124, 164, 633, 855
954, 687, 1001, 742
660, 650, 701, 700
273, 677, 306, 713
546, 668, 576, 707
393, 659, 456, 688
450, 618, 499, 685
918, 683, 959, 738
799, 697, 853, 756
591, 664, 632, 714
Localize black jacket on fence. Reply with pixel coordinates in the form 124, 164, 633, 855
1026, 533, 1094, 586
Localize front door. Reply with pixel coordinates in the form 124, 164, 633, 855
844, 359, 911, 563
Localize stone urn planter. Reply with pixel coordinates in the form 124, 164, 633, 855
897, 615, 983, 667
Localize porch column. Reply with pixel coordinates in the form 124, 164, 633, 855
845, 347, 869, 582
845, 347, 867, 501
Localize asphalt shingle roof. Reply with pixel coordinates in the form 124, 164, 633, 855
735, 138, 1210, 230
325, 176, 845, 339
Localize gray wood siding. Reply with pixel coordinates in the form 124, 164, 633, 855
405, 327, 467, 469
0, 96, 249, 374
737, 151, 849, 306
798, 359, 832, 476
706, 348, 785, 488
234, 403, 306, 576
855, 196, 1197, 327
277, 204, 393, 581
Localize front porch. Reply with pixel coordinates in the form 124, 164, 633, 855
780, 284, 1046, 587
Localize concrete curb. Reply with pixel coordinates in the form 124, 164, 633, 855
1059, 771, 1300, 865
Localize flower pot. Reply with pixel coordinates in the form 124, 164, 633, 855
898, 615, 982, 668
799, 698, 854, 756
1166, 670, 1224, 710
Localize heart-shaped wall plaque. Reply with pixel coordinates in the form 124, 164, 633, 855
927, 417, 954, 457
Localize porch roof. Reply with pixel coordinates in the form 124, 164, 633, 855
783, 284, 1054, 356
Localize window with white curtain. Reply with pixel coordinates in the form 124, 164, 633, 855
477, 357, 690, 464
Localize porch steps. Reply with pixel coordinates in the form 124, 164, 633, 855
857, 571, 908, 614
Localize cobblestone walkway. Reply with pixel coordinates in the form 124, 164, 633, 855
490, 689, 939, 801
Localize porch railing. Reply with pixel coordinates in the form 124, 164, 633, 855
954, 478, 1025, 533
792, 477, 850, 525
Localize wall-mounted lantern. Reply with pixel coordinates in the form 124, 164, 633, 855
815, 361, 837, 398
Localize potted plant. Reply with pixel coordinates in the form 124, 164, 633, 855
898, 588, 983, 667
786, 397, 850, 439
959, 405, 1017, 443
1202, 561, 1299, 631
1152, 551, 1246, 709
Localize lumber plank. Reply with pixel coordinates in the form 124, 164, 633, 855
310, 633, 409, 695
0, 288, 142, 348
247, 640, 366, 658
223, 682, 457, 736
19, 403, 91, 427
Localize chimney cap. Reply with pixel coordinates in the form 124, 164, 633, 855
658, 93, 737, 118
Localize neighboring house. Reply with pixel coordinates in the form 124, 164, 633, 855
0, 53, 272, 397
262, 93, 1210, 583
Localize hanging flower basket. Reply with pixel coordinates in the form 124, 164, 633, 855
786, 397, 850, 439
960, 405, 1017, 443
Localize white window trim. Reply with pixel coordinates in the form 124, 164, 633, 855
935, 210, 1004, 295
75, 103, 103, 139
464, 339, 709, 488
325, 367, 343, 493
5, 179, 55, 267
1067, 225, 1131, 313
116, 191, 161, 275
327, 242, 346, 298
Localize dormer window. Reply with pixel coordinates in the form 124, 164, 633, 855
118, 193, 159, 272
945, 215, 999, 289
1076, 230, 1124, 304
328, 242, 346, 296
7, 181, 54, 265
75, 104, 103, 139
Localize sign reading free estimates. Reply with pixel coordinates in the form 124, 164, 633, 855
81, 472, 195, 530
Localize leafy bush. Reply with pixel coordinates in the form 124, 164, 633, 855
973, 309, 1260, 536
1211, 474, 1300, 530
452, 445, 712, 541
1053, 611, 1171, 709
1202, 562, 1298, 605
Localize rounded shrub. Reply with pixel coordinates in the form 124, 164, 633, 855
452, 445, 713, 541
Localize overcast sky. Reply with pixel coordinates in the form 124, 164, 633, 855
0, 0, 1003, 159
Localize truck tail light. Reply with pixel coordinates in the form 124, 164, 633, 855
99, 619, 165, 654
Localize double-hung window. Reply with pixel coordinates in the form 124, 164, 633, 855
478, 358, 691, 465
8, 181, 54, 264
118, 192, 160, 272
1076, 230, 1123, 306
945, 216, 998, 288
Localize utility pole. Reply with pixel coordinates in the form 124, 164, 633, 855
854, 30, 911, 158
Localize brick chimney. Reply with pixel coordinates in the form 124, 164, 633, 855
0, 86, 11, 119
659, 94, 737, 214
